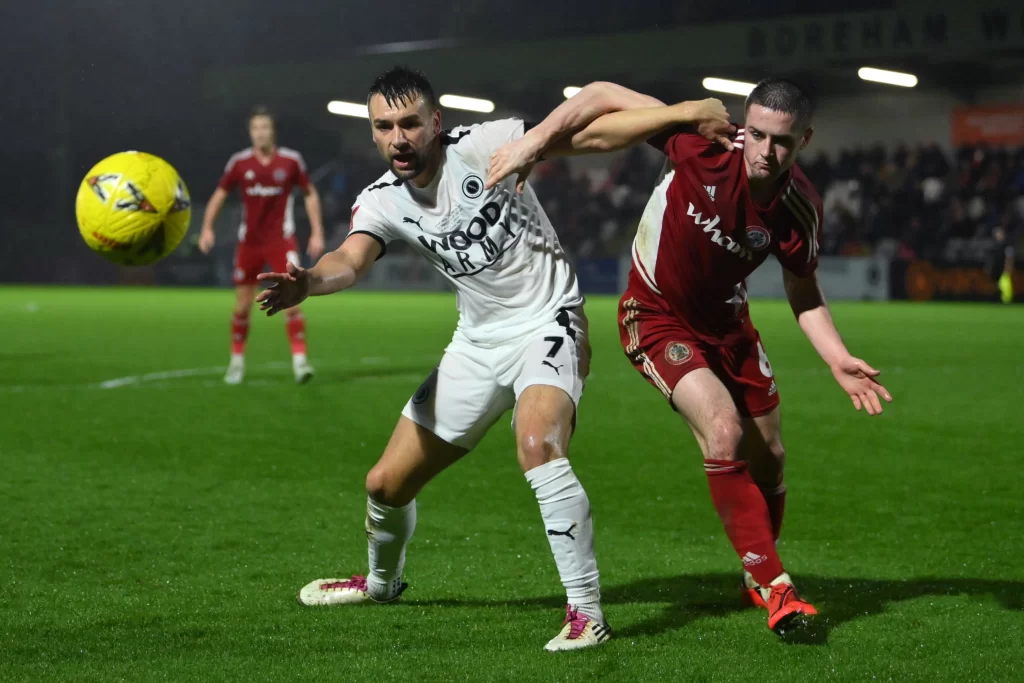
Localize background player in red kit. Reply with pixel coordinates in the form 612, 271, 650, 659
489, 79, 893, 633
199, 106, 325, 384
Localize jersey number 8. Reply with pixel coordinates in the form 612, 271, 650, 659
757, 341, 773, 378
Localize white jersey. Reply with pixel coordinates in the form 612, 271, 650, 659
349, 118, 583, 346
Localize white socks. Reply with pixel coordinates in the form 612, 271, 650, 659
365, 497, 416, 601
525, 458, 604, 623
361, 460, 603, 621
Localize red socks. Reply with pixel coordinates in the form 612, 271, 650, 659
231, 313, 250, 355
233, 310, 307, 357
286, 311, 307, 356
704, 459, 783, 585
760, 484, 787, 542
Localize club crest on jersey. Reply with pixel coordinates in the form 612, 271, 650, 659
461, 174, 484, 199
746, 226, 771, 251
273, 168, 288, 183
665, 342, 692, 365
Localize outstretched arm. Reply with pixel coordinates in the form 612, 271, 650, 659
569, 99, 734, 154
256, 233, 382, 315
526, 82, 665, 153
306, 232, 381, 296
485, 81, 663, 190
783, 269, 893, 415
487, 97, 734, 191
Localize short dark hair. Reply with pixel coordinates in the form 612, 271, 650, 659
248, 105, 275, 126
367, 66, 437, 111
745, 78, 814, 129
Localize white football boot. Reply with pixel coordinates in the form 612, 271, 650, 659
224, 355, 245, 385
293, 354, 314, 384
543, 605, 612, 652
298, 575, 405, 606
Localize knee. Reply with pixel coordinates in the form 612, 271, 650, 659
365, 466, 409, 507
234, 287, 256, 317
517, 431, 564, 472
704, 418, 744, 461
234, 299, 253, 318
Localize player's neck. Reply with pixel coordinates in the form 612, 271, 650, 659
745, 165, 786, 208
747, 179, 776, 207
253, 145, 276, 160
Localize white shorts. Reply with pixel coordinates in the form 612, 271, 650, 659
401, 307, 590, 450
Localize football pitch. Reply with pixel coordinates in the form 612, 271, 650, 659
2, 286, 1022, 682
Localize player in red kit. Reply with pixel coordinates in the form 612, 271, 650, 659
489, 79, 893, 633
199, 106, 325, 384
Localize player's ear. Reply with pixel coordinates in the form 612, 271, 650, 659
800, 126, 814, 150
432, 108, 442, 135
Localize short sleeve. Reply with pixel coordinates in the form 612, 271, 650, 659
347, 201, 394, 259
647, 127, 712, 165
218, 156, 240, 191
453, 118, 530, 159
292, 153, 311, 189
774, 185, 822, 277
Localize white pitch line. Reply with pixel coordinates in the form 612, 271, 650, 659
2, 354, 443, 394
99, 366, 223, 389
94, 356, 436, 390
97, 361, 292, 389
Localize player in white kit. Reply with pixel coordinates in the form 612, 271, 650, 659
256, 67, 663, 651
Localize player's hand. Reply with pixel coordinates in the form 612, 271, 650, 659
486, 133, 545, 193
256, 262, 311, 316
307, 233, 325, 261
198, 229, 215, 254
830, 357, 893, 416
689, 98, 736, 151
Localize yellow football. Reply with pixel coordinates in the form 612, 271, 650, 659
75, 151, 191, 266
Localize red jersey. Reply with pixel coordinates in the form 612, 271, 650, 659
627, 128, 822, 343
217, 147, 311, 245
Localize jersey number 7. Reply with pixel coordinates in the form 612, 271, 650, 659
544, 336, 564, 358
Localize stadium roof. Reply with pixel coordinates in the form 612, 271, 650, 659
203, 2, 1024, 116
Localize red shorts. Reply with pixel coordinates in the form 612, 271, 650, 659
618, 295, 779, 417
233, 238, 300, 285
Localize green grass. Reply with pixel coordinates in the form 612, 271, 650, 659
1, 286, 1022, 682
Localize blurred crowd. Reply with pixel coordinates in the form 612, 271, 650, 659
318, 142, 1024, 263
530, 143, 1024, 262
805, 144, 1024, 262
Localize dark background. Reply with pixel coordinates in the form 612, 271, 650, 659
2, 1, 1021, 296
